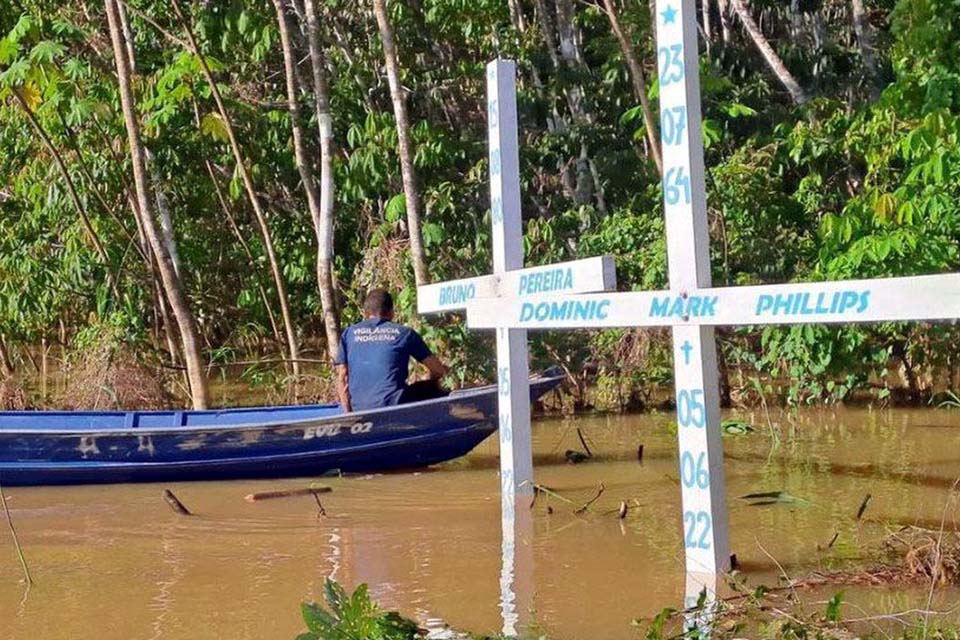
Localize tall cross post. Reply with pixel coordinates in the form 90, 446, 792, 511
417, 59, 617, 636
655, 0, 731, 582
488, 60, 534, 504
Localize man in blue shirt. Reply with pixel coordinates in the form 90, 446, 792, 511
334, 289, 448, 412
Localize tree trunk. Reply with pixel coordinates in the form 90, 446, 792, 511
717, 0, 732, 44
170, 0, 302, 380
372, 0, 429, 286
507, 0, 527, 32
702, 0, 712, 49
554, 0, 606, 211
850, 0, 879, 98
104, 0, 210, 409
601, 0, 663, 175
303, 0, 343, 361
729, 0, 809, 105
146, 149, 181, 276
0, 334, 14, 377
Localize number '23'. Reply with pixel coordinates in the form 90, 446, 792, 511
658, 44, 684, 86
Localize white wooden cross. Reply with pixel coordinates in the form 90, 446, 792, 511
458, 0, 960, 606
417, 60, 617, 634
417, 59, 617, 505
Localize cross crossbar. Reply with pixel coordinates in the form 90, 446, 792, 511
465, 272, 960, 329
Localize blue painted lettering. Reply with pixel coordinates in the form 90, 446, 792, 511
518, 267, 575, 295
648, 296, 718, 319
755, 290, 871, 318
438, 283, 476, 306
519, 299, 610, 323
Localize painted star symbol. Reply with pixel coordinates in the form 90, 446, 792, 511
661, 4, 678, 24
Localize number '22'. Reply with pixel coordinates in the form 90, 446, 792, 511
683, 510, 712, 549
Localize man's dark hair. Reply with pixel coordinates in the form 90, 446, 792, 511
363, 288, 394, 316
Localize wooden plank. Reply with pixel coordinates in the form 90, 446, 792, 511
416, 256, 616, 314
465, 273, 960, 329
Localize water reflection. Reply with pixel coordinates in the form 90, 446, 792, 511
683, 571, 719, 635
499, 495, 533, 636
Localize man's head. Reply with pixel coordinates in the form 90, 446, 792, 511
363, 288, 394, 320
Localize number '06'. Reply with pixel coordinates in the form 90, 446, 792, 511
680, 451, 710, 489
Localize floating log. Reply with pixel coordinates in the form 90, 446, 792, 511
244, 486, 333, 503
162, 489, 192, 516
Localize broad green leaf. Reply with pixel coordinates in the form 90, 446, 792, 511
200, 112, 229, 142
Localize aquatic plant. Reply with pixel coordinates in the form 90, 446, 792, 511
297, 579, 421, 640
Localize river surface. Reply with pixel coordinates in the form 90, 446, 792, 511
2, 407, 960, 639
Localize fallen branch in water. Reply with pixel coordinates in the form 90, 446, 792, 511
574, 482, 605, 515
576, 427, 593, 458
162, 489, 192, 516
522, 481, 575, 510
0, 481, 32, 587
245, 486, 333, 502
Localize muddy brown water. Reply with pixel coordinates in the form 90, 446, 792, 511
2, 407, 960, 639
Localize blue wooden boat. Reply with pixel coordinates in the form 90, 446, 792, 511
0, 370, 563, 486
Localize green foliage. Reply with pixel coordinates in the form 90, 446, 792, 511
296, 580, 420, 640
0, 0, 958, 407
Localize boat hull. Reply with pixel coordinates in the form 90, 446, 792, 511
0, 374, 562, 485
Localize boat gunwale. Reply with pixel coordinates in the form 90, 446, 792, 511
0, 421, 493, 472
0, 375, 562, 437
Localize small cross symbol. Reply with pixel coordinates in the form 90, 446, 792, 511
680, 340, 693, 365
661, 4, 678, 24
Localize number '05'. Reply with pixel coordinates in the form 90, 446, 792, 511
676, 389, 706, 428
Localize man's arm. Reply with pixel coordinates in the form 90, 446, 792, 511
422, 355, 448, 381
336, 364, 352, 413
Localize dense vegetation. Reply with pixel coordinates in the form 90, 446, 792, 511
1, 0, 959, 409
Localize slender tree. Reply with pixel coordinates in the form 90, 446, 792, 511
372, 0, 429, 286
717, 0, 732, 44
303, 0, 342, 360
272, 0, 340, 360
602, 0, 663, 175
850, 0, 879, 98
170, 0, 302, 379
729, 0, 809, 105
104, 0, 210, 408
0, 335, 13, 377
